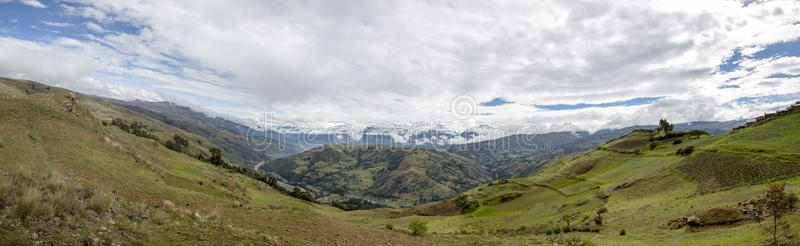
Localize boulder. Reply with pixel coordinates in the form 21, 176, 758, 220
193, 212, 204, 222
686, 216, 701, 226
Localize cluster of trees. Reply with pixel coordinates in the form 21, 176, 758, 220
653, 119, 708, 141
331, 201, 364, 211
108, 118, 158, 140
240, 164, 317, 203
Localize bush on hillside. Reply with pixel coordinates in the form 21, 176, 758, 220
290, 187, 316, 203
110, 118, 158, 141
454, 194, 480, 214
407, 221, 428, 236
649, 142, 658, 150
332, 201, 357, 211
593, 214, 603, 225
165, 134, 189, 153
673, 139, 682, 145
687, 130, 708, 138
559, 236, 596, 246
619, 229, 626, 235
676, 146, 695, 156
655, 131, 686, 140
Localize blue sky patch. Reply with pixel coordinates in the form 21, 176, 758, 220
718, 38, 800, 73
752, 38, 800, 59
767, 73, 800, 79
719, 84, 740, 89
534, 96, 664, 110
731, 92, 800, 105
718, 49, 743, 73
479, 97, 513, 107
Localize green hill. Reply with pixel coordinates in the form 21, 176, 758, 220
347, 109, 800, 245
263, 145, 492, 208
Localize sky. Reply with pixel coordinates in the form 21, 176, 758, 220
1, 0, 800, 134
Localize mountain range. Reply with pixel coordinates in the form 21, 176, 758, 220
2, 77, 799, 245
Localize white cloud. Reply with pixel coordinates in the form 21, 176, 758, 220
0, 37, 163, 102
20, 0, 45, 8
57, 77, 163, 101
84, 22, 106, 33
41, 21, 73, 27
0, 38, 93, 83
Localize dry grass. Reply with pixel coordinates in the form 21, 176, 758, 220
0, 172, 113, 221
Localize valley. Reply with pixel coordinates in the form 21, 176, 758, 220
2, 77, 799, 245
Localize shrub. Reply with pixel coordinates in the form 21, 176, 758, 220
687, 130, 708, 138
111, 118, 158, 140
676, 146, 695, 156
593, 215, 602, 225
290, 187, 316, 203
560, 235, 596, 246
454, 194, 479, 214
597, 207, 608, 214
54, 188, 83, 216
87, 192, 112, 213
649, 142, 657, 150
408, 221, 428, 236
673, 139, 682, 145
619, 229, 626, 235
332, 201, 356, 211
385, 223, 394, 230
14, 187, 53, 220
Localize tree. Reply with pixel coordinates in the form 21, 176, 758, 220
209, 148, 225, 166
658, 119, 674, 134
759, 183, 798, 245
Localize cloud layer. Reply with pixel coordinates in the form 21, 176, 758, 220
1, 0, 799, 132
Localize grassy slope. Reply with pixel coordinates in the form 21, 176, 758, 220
0, 79, 467, 245
348, 111, 800, 245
